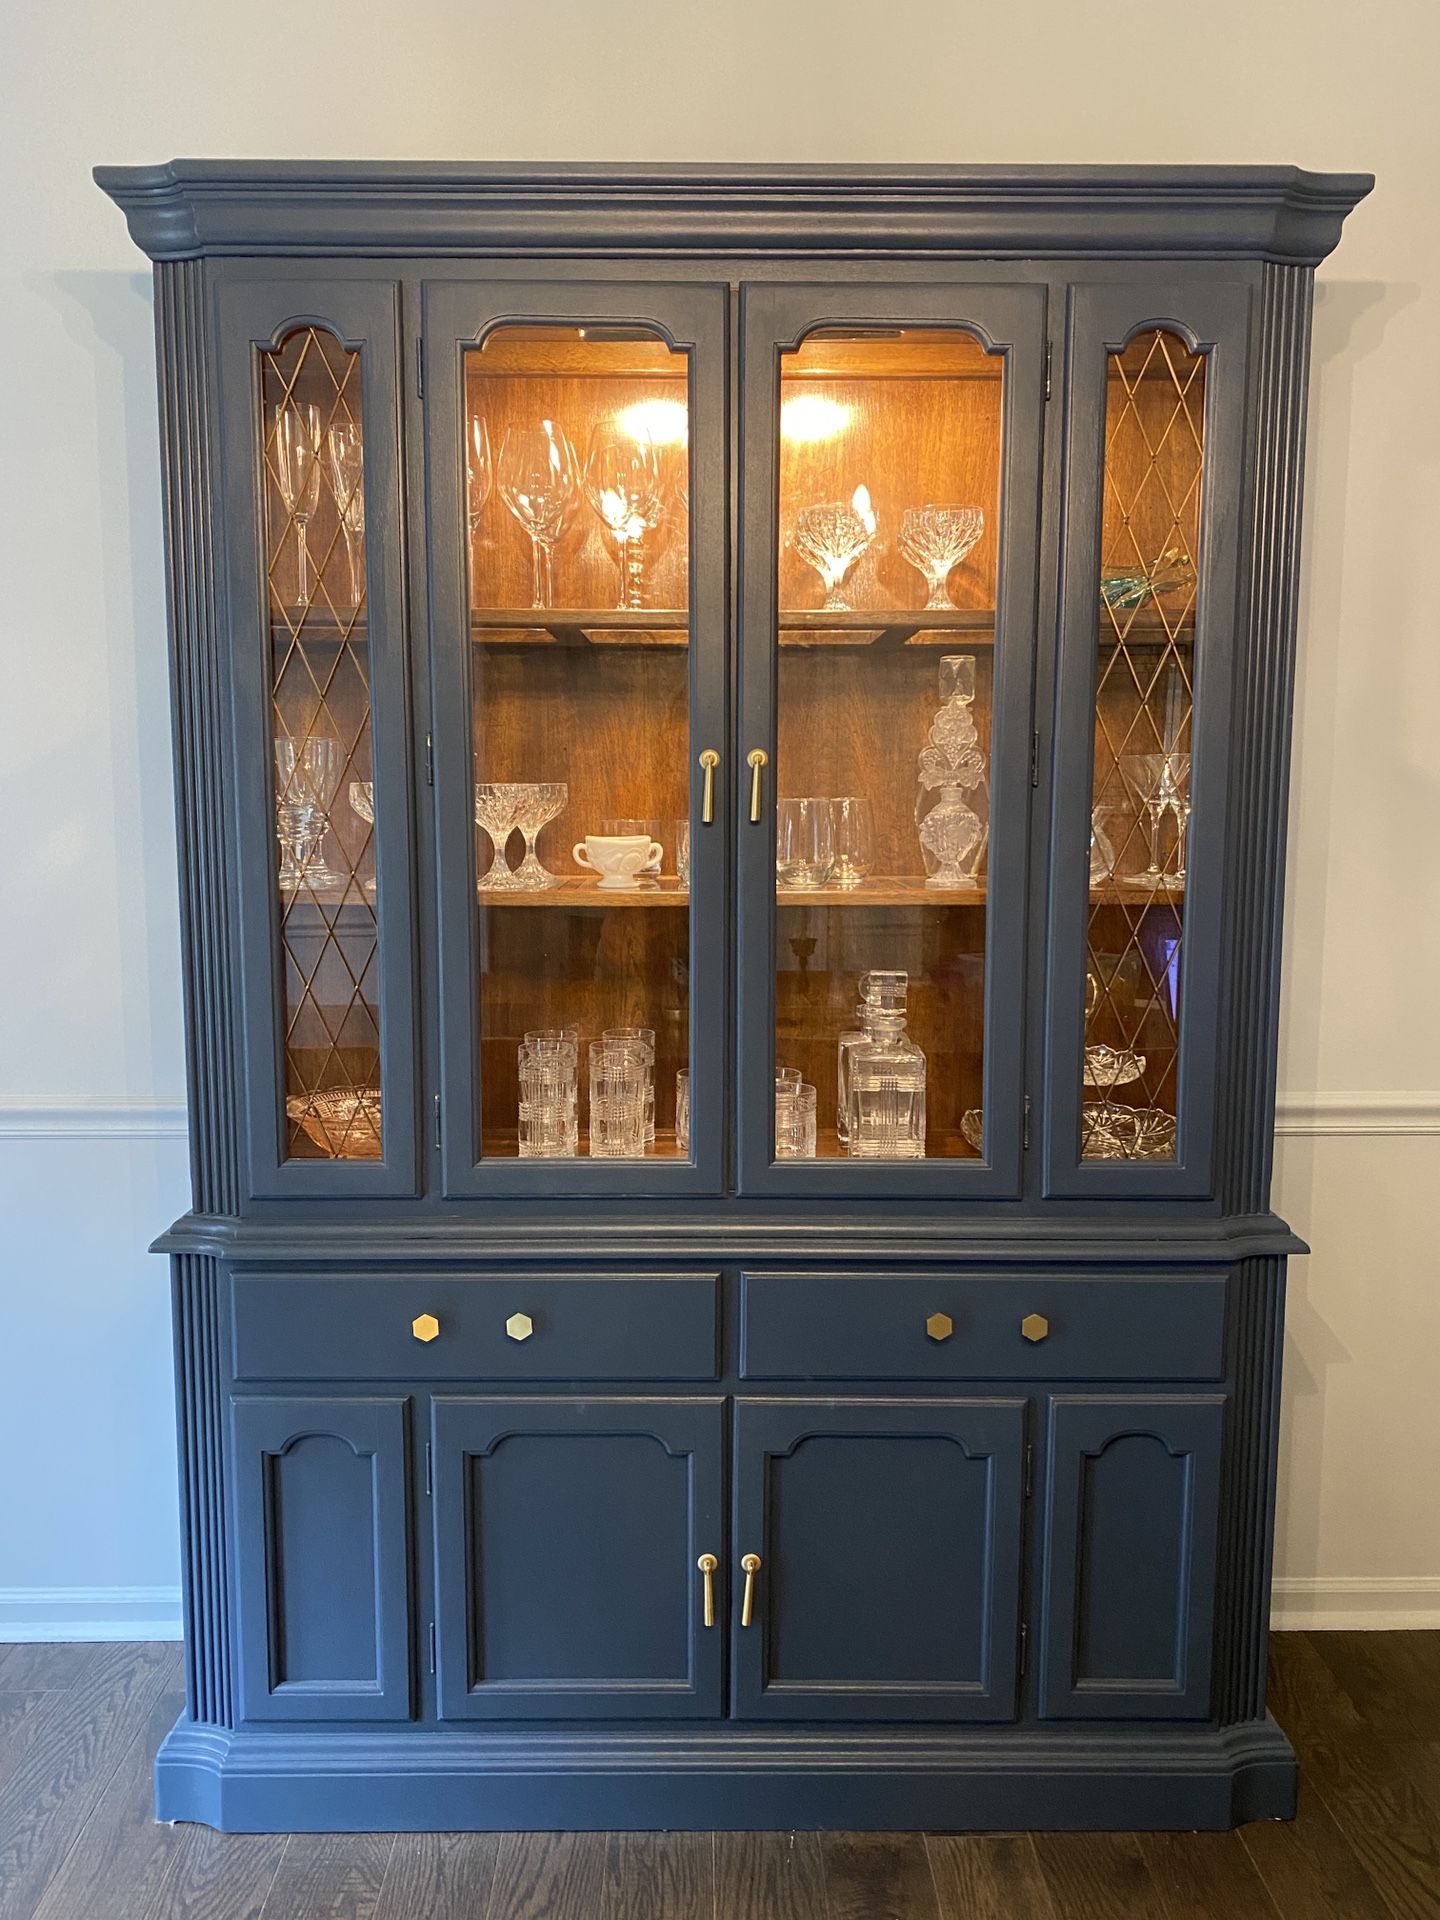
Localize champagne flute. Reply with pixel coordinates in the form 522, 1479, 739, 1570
584, 429, 665, 610
497, 422, 578, 609
466, 415, 492, 560
326, 419, 365, 607
273, 402, 323, 603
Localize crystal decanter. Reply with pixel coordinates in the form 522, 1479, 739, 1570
846, 978, 927, 1160
916, 654, 988, 888
836, 968, 907, 1148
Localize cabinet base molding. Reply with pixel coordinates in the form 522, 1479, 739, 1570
155, 1715, 1297, 1833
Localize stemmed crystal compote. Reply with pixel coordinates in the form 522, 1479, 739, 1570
326, 420, 365, 607
584, 430, 666, 610
273, 402, 324, 603
1121, 751, 1192, 885
510, 782, 569, 890
274, 733, 346, 890
497, 422, 579, 610
474, 782, 528, 891
467, 415, 492, 561
793, 490, 877, 612
899, 505, 985, 610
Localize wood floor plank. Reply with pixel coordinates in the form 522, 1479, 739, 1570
0, 1643, 101, 1693
1268, 1631, 1370, 1752
1032, 1832, 1166, 1920
0, 1639, 174, 1918
0, 1693, 53, 1802
30, 1683, 188, 1920
143, 1823, 288, 1920
485, 1831, 612, 1920
372, 1832, 502, 1920
1138, 1829, 1283, 1919
1318, 1632, 1440, 1743
1301, 1721, 1440, 1920
1241, 1777, 1397, 1920
926, 1834, 1058, 1920
607, 1832, 713, 1920
715, 1832, 827, 1920
821, 1832, 938, 1920
256, 1832, 395, 1920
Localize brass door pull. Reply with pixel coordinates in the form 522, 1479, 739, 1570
746, 749, 768, 823
740, 1552, 762, 1627
697, 1553, 718, 1627
699, 749, 720, 825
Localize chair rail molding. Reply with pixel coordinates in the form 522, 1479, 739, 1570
0, 1098, 189, 1139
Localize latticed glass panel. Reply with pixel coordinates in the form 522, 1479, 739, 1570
260, 327, 381, 1160
1083, 328, 1206, 1162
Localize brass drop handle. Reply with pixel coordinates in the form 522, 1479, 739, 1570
699, 749, 720, 825
697, 1553, 718, 1627
740, 1552, 762, 1627
746, 749, 768, 823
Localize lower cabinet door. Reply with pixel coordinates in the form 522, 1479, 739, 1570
1038, 1394, 1225, 1720
432, 1396, 725, 1720
731, 1398, 1026, 1721
231, 1396, 413, 1723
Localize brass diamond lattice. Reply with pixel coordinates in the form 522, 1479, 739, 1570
261, 328, 381, 1160
1084, 329, 1206, 1161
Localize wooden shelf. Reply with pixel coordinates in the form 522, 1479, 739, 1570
480, 1129, 687, 1159
778, 877, 986, 906
479, 876, 689, 908
470, 877, 1185, 910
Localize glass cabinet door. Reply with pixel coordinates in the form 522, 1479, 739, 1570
737, 283, 1046, 1193
424, 281, 728, 1195
215, 279, 417, 1196
1044, 280, 1252, 1196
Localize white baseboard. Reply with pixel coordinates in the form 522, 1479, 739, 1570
1270, 1576, 1440, 1630
0, 1587, 184, 1642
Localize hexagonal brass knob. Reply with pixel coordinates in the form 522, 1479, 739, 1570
412, 1313, 440, 1344
1021, 1313, 1049, 1343
506, 1312, 534, 1343
926, 1311, 954, 1343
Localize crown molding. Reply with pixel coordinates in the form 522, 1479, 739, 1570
94, 161, 1373, 266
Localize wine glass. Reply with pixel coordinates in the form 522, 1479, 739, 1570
584, 429, 666, 610
326, 419, 365, 607
1120, 752, 1192, 885
793, 492, 877, 612
274, 733, 345, 889
474, 781, 527, 891
899, 505, 985, 610
273, 403, 324, 603
466, 415, 492, 561
511, 782, 569, 890
497, 422, 579, 609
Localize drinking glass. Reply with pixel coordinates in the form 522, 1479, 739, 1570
675, 1069, 691, 1155
585, 429, 667, 610
498, 422, 579, 609
672, 820, 691, 888
776, 797, 835, 889
467, 414, 493, 555
474, 781, 527, 891
1120, 752, 1192, 885
602, 819, 662, 877
273, 402, 324, 602
829, 796, 875, 888
775, 1075, 817, 1159
604, 1027, 656, 1144
793, 493, 877, 612
274, 734, 345, 888
589, 1040, 648, 1157
517, 1035, 578, 1158
898, 505, 985, 610
511, 782, 569, 890
326, 419, 365, 606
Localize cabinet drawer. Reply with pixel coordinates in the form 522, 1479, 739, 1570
232, 1272, 720, 1383
740, 1271, 1227, 1382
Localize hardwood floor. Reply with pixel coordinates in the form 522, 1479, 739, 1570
2, 1633, 1439, 1919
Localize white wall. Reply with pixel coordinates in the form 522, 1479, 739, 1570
2, 0, 1437, 1636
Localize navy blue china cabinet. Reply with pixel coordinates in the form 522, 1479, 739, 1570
98, 160, 1370, 1832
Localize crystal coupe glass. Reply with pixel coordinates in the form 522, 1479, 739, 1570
510, 782, 569, 890
899, 505, 984, 610
498, 422, 579, 609
474, 781, 528, 891
274, 734, 346, 889
793, 493, 877, 612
